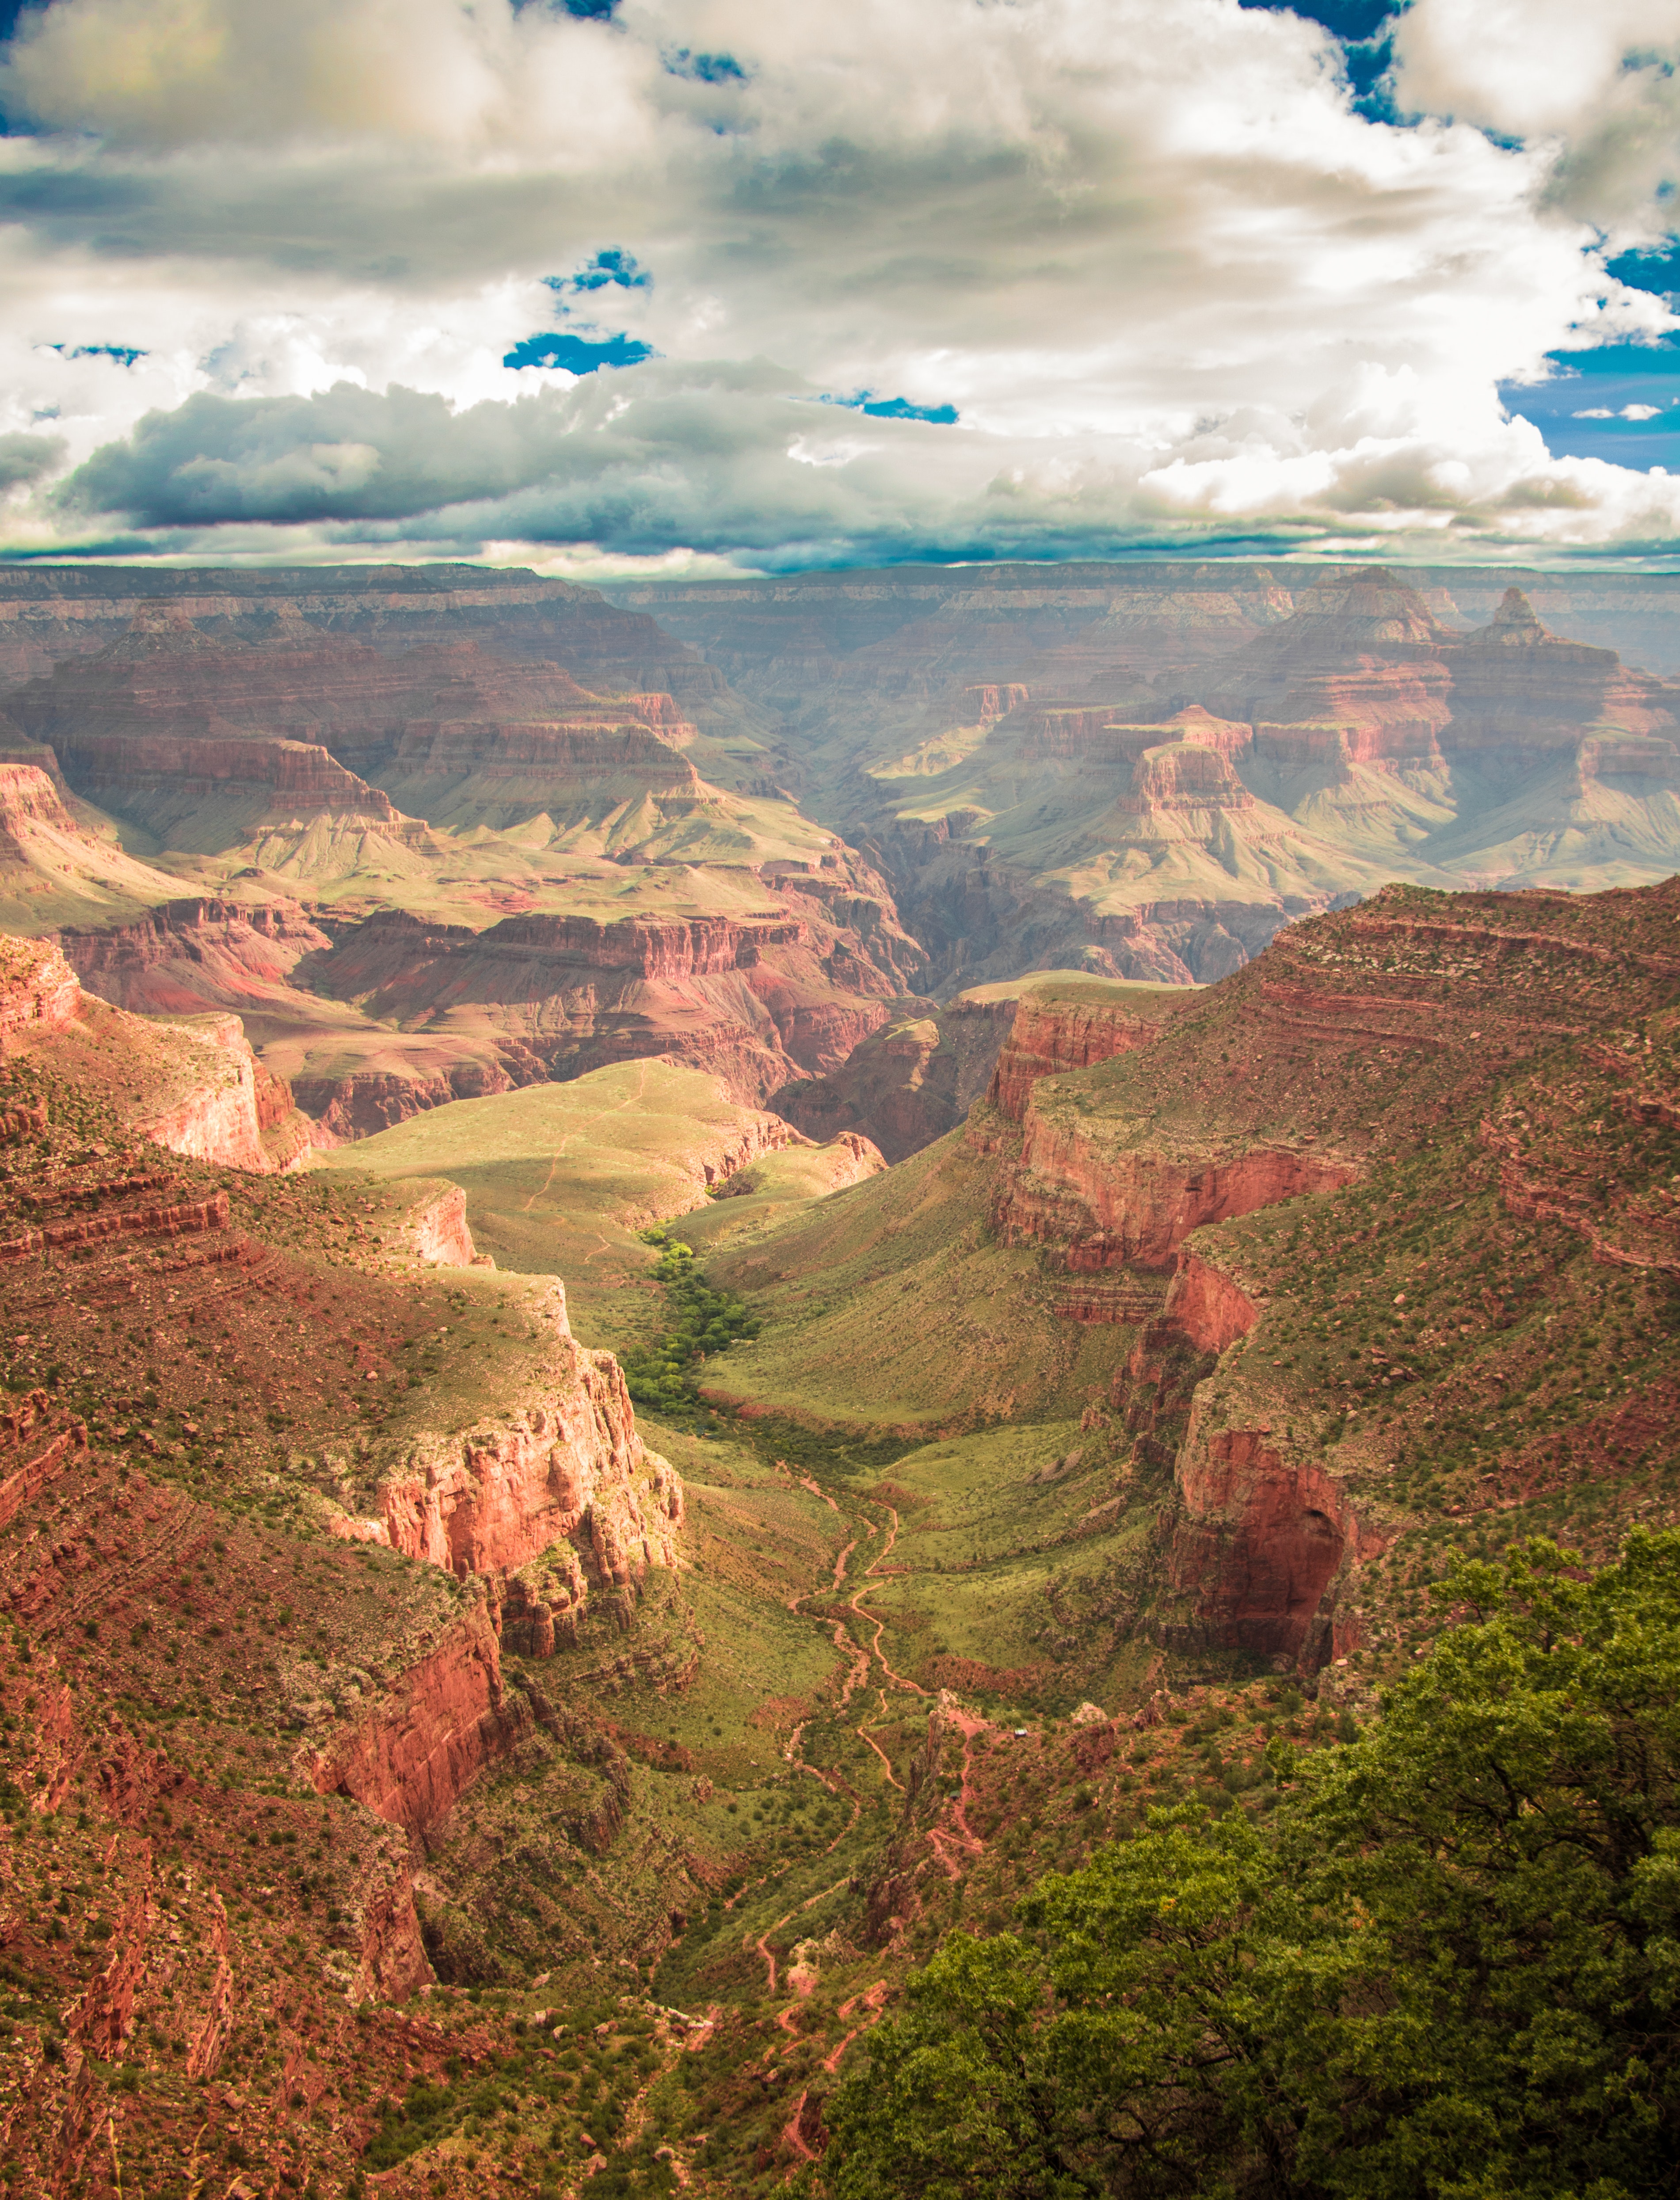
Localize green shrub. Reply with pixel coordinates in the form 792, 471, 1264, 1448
829, 1532, 1680, 2200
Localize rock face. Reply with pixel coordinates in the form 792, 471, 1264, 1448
404, 1183, 478, 1267
325, 1277, 684, 1659
126, 1010, 313, 1174
305, 897, 919, 1107
618, 559, 1680, 991
987, 980, 1186, 1120
984, 876, 1680, 1672
1158, 1247, 1261, 1354
302, 1596, 521, 1834
8, 611, 708, 841
0, 933, 80, 1044
0, 563, 738, 720
59, 893, 333, 1016
1164, 1411, 1386, 1667
61, 891, 552, 1145
1000, 1126, 1354, 1271
0, 931, 313, 1172
55, 731, 420, 848
769, 987, 1019, 1161
0, 757, 190, 933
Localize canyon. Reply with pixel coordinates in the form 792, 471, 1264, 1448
621, 561, 1680, 984
0, 557, 1675, 2196
0, 558, 1671, 1162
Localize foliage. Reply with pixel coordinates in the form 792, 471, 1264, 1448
826, 1533, 1680, 2200
618, 1228, 759, 1422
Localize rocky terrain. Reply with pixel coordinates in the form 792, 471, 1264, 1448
0, 560, 1676, 2192
0, 558, 1676, 1153
0, 860, 1675, 2194
618, 562, 1680, 985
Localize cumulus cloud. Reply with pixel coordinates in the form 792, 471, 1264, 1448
0, 431, 68, 494
1391, 0, 1680, 238
50, 351, 1680, 566
0, 0, 658, 156
0, 0, 1679, 566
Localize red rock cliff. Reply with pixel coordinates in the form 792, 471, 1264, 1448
995, 1108, 1356, 1271
988, 986, 1184, 1120
0, 935, 80, 1046
302, 1596, 521, 1833
308, 893, 920, 1108
55, 734, 407, 823
0, 929, 312, 1172
1162, 1402, 1389, 1668
325, 1280, 684, 1637
1160, 1246, 1262, 1352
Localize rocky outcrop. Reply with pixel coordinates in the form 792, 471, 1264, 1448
69, 1875, 154, 2059
130, 1010, 312, 1174
289, 1052, 542, 1142
0, 934, 80, 1046
988, 984, 1185, 1120
0, 1391, 89, 1527
0, 927, 315, 1171
1443, 586, 1680, 752
303, 1597, 521, 1833
53, 732, 410, 832
306, 897, 917, 1108
0, 1184, 229, 1265
1162, 1407, 1389, 1670
996, 1111, 1356, 1272
401, 1184, 478, 1267
324, 1280, 684, 1663
1159, 1247, 1261, 1353
770, 987, 1018, 1162
365, 1366, 675, 1583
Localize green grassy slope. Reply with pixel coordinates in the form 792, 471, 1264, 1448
699, 1126, 1131, 1433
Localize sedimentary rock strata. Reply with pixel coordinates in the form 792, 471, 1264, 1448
305, 897, 918, 1107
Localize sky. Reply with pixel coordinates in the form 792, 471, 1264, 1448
3, 0, 1680, 573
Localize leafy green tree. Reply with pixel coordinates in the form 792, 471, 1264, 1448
826, 1534, 1680, 2200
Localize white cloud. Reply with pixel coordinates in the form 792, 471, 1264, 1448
0, 0, 659, 157
0, 0, 1678, 566
1392, 0, 1680, 240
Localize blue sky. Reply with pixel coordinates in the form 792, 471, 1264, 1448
2, 0, 1680, 572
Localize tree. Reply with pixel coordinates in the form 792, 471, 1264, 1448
825, 1533, 1680, 2200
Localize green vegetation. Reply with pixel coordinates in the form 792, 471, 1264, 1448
617, 1228, 759, 1423
828, 1533, 1680, 2200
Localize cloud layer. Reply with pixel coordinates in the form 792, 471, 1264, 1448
2, 0, 1680, 569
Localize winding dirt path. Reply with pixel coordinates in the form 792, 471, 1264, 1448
924, 1705, 990, 1877
822, 1979, 891, 2074
845, 1506, 928, 1698
748, 1875, 853, 2004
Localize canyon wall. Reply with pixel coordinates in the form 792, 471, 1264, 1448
995, 1117, 1355, 1272
301, 1596, 524, 1835
306, 897, 919, 1108
0, 928, 314, 1172
324, 1278, 685, 1656
987, 983, 1185, 1120
0, 565, 742, 723
0, 933, 80, 1044
55, 731, 421, 846
769, 989, 1017, 1162
1161, 1407, 1388, 1668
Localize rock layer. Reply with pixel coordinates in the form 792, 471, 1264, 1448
987, 982, 1185, 1121
770, 988, 1019, 1161
307, 897, 918, 1107
0, 933, 313, 1172
995, 1116, 1356, 1272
